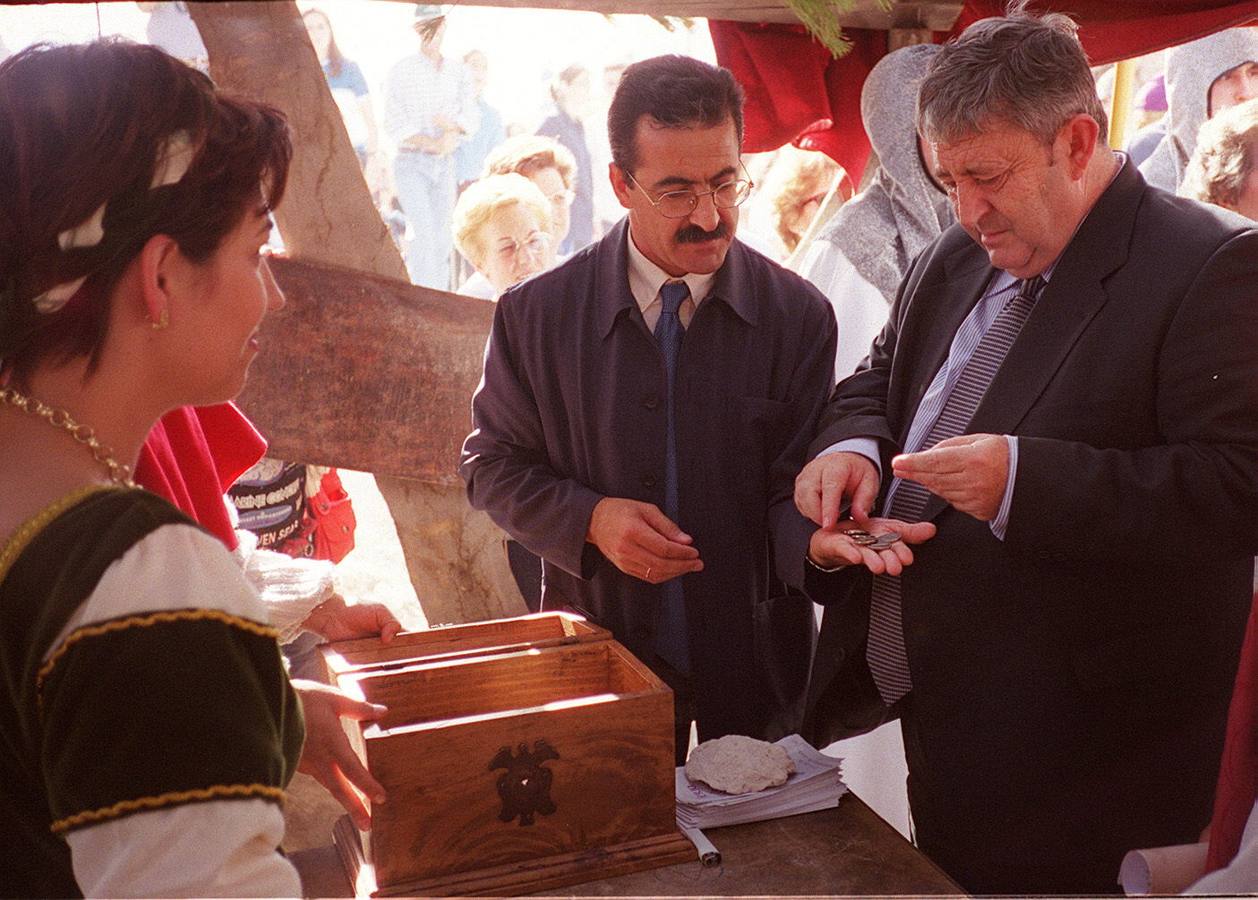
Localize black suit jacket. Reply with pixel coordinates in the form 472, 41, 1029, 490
460, 219, 836, 740
804, 160, 1258, 893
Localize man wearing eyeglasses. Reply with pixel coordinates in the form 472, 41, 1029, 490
460, 55, 852, 762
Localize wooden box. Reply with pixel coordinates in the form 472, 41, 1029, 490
320, 611, 611, 678
323, 623, 693, 896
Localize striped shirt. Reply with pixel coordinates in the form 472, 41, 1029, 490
830, 265, 1055, 539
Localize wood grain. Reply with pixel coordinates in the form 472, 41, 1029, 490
365, 689, 677, 886
322, 613, 610, 675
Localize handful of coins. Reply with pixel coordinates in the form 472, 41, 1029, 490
842, 529, 901, 551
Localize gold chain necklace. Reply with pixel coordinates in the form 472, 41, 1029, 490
0, 386, 137, 488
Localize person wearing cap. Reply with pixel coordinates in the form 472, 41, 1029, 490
1139, 28, 1258, 193
382, 3, 479, 290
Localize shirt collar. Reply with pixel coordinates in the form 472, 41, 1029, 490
625, 224, 716, 311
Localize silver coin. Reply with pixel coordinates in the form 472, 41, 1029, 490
870, 533, 901, 550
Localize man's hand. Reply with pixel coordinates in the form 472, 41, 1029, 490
809, 518, 937, 575
892, 433, 1009, 522
302, 593, 403, 643
795, 451, 880, 529
586, 497, 703, 584
292, 680, 388, 831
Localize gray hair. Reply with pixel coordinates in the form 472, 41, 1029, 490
917, 2, 1108, 146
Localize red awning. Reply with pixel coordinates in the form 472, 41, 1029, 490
711, 1, 1258, 178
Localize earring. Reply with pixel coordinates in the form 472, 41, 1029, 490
151, 307, 169, 331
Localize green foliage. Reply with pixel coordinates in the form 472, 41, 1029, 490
786, 0, 890, 58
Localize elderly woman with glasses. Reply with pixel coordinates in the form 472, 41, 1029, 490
453, 173, 556, 297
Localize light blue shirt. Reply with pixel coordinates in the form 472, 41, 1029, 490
826, 266, 1055, 540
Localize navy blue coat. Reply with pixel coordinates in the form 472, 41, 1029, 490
460, 219, 836, 739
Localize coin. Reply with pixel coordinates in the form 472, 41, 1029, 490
869, 533, 901, 550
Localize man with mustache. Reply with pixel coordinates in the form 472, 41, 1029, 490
461, 55, 861, 762
795, 7, 1258, 894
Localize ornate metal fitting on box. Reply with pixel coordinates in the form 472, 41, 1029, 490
489, 740, 559, 826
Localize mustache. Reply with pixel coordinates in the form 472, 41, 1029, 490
675, 221, 730, 244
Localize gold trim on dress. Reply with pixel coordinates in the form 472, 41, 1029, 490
0, 485, 120, 585
50, 783, 286, 834
38, 608, 281, 692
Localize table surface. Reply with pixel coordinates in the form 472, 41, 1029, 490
291, 792, 965, 897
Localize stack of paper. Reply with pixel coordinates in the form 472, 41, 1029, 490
676, 734, 847, 831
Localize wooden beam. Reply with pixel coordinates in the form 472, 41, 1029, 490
189, 2, 527, 628
374, 0, 964, 30
237, 257, 493, 484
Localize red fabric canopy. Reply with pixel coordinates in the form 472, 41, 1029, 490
711, 1, 1258, 177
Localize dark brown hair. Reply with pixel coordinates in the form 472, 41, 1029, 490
0, 39, 292, 384
608, 55, 744, 173
302, 8, 346, 79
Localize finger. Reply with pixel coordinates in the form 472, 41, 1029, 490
857, 544, 886, 575
819, 473, 844, 530
330, 693, 389, 722
368, 605, 403, 642
894, 445, 969, 477
885, 520, 937, 545
810, 532, 865, 568
848, 470, 878, 525
326, 767, 374, 831
335, 742, 387, 805
639, 505, 693, 544
635, 528, 701, 561
878, 547, 904, 577
795, 467, 821, 524
930, 433, 985, 450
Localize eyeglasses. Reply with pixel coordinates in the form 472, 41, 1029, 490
624, 166, 754, 219
494, 231, 550, 262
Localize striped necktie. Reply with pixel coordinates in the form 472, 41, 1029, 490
867, 275, 1046, 705
652, 281, 690, 674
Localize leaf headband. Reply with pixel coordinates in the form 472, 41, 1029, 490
31, 130, 196, 314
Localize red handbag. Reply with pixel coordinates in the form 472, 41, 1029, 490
279, 468, 357, 563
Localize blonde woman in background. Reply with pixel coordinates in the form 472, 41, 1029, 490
453, 172, 556, 297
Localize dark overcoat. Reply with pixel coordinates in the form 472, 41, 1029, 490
460, 219, 836, 739
803, 160, 1258, 893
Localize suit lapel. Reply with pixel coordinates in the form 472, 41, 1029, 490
916, 159, 1142, 523
890, 252, 992, 446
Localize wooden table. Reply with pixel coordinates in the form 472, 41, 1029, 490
291, 793, 964, 897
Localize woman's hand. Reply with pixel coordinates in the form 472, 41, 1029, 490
292, 679, 388, 830
301, 593, 403, 643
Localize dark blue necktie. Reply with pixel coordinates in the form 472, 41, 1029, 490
652, 281, 690, 674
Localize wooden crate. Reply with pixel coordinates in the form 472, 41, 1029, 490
328, 638, 693, 896
320, 611, 611, 677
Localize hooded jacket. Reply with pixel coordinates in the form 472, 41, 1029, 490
1139, 28, 1258, 193
807, 44, 953, 304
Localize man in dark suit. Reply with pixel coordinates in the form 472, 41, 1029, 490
460, 56, 842, 761
795, 9, 1258, 894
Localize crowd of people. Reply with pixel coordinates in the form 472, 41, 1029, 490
3, 3, 1258, 898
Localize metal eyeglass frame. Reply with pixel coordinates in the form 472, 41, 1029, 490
623, 162, 755, 220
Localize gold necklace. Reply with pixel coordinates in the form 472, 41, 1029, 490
0, 386, 138, 488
